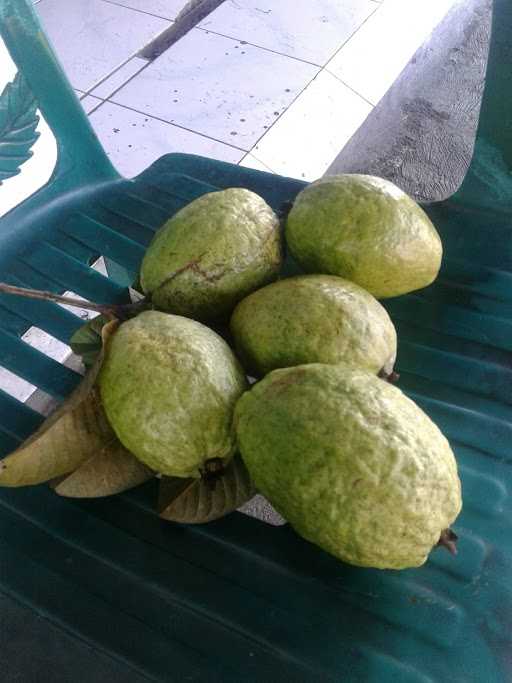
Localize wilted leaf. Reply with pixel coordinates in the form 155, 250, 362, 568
158, 455, 256, 524
69, 314, 108, 369
0, 321, 119, 487
53, 441, 153, 498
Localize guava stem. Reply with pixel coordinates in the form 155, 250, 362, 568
437, 528, 458, 555
378, 367, 400, 383
278, 199, 294, 221
0, 282, 146, 321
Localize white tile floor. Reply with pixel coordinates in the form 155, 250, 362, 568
325, 0, 458, 105
28, 0, 458, 185
1, 0, 459, 213
36, 0, 168, 91
88, 99, 244, 177
109, 28, 319, 151
197, 0, 377, 65
248, 69, 373, 180
0, 0, 461, 249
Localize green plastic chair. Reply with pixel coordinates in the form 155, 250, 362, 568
1, 0, 511, 680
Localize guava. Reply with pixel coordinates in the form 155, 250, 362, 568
140, 188, 281, 321
99, 311, 247, 478
285, 174, 442, 298
230, 274, 397, 377
235, 363, 462, 569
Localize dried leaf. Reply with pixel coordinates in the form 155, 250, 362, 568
159, 455, 256, 524
52, 441, 153, 498
0, 321, 119, 487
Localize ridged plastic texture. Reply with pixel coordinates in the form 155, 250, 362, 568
1, 0, 511, 681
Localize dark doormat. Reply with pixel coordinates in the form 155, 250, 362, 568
327, 0, 492, 202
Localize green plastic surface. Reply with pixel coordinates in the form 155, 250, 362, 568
0, 0, 511, 680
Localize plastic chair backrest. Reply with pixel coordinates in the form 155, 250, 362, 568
0, 0, 116, 188
0, 0, 120, 272
453, 0, 512, 212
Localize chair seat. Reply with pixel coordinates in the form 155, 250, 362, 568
1, 152, 512, 682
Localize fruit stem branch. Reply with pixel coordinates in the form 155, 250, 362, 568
0, 282, 145, 321
437, 528, 458, 555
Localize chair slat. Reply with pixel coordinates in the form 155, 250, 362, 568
385, 295, 512, 352
99, 194, 169, 233
21, 242, 130, 305
59, 215, 146, 273
0, 389, 44, 440
0, 273, 83, 342
0, 428, 21, 457
0, 329, 81, 399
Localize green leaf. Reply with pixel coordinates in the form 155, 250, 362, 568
52, 441, 153, 498
69, 314, 108, 369
0, 321, 119, 487
0, 72, 40, 184
158, 455, 256, 524
70, 291, 147, 368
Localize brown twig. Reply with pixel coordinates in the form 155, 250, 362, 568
0, 282, 146, 321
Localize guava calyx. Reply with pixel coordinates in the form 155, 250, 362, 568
378, 367, 400, 383
200, 457, 227, 489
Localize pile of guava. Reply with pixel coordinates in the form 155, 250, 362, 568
0, 175, 461, 570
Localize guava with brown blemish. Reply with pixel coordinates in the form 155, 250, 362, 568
140, 188, 281, 321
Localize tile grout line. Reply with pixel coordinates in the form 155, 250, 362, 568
238, 151, 277, 174
240, 66, 324, 163
98, 1, 382, 75
239, 4, 381, 164
76, 4, 174, 99
86, 98, 107, 116
79, 52, 147, 100
98, 0, 325, 69
240, 64, 374, 174
87, 97, 249, 156
195, 27, 322, 68
82, 23, 317, 159
321, 2, 381, 71
323, 1, 457, 107
323, 69, 376, 107
83, 0, 377, 171
99, 0, 176, 21
87, 58, 153, 111
96, 0, 382, 79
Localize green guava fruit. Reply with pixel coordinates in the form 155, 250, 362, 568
140, 188, 281, 321
235, 363, 462, 569
230, 274, 397, 377
285, 174, 442, 298
99, 311, 247, 478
